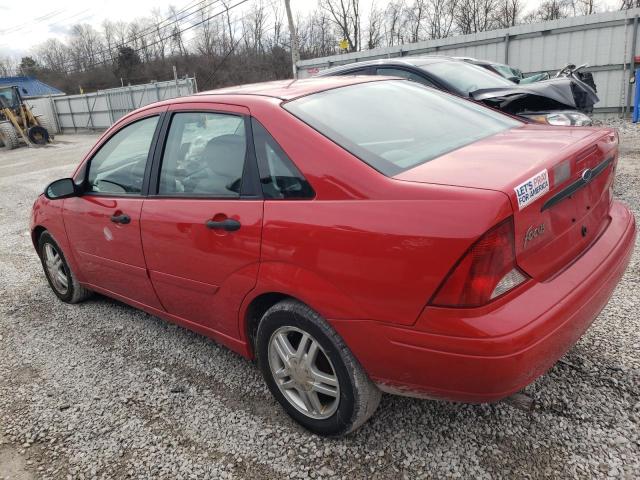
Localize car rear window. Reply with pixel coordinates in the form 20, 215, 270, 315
283, 80, 520, 176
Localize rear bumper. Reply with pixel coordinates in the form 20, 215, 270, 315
331, 201, 636, 402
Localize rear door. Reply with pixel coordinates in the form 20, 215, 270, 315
140, 104, 263, 337
64, 108, 165, 308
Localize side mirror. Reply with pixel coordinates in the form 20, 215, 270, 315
44, 178, 78, 200
630, 76, 636, 85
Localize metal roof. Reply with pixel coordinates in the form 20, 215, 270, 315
0, 76, 64, 98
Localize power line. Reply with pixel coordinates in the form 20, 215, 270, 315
65, 0, 250, 74
88, 0, 223, 62
0, 8, 68, 34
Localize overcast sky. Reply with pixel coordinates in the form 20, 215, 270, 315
0, 0, 621, 59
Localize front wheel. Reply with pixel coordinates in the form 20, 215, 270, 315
38, 231, 92, 303
256, 299, 381, 436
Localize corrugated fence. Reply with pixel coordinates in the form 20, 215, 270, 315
28, 78, 197, 134
296, 9, 640, 115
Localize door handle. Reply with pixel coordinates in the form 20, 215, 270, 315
110, 213, 131, 224
205, 218, 241, 231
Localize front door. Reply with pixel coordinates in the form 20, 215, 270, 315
64, 112, 163, 309
140, 105, 263, 337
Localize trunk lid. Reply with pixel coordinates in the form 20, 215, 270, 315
394, 125, 618, 280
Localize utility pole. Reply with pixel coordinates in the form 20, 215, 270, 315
284, 0, 300, 79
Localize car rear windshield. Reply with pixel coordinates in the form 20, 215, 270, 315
421, 61, 515, 95
283, 80, 520, 176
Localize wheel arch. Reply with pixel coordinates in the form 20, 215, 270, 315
239, 262, 368, 358
31, 225, 47, 250
243, 292, 293, 358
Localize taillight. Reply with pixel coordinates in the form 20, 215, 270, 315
429, 218, 528, 308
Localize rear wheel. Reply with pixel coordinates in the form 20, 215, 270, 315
0, 122, 19, 150
38, 231, 92, 303
256, 299, 381, 436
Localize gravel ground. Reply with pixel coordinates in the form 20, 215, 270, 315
0, 125, 638, 480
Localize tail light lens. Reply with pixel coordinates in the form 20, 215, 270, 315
430, 218, 528, 308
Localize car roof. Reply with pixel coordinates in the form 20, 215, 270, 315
454, 56, 508, 68
318, 55, 461, 75
195, 76, 395, 101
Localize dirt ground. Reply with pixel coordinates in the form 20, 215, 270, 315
0, 130, 638, 479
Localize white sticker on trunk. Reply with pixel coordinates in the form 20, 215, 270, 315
514, 169, 550, 210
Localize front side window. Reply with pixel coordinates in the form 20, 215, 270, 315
158, 112, 246, 197
284, 80, 520, 177
251, 118, 314, 199
86, 116, 159, 194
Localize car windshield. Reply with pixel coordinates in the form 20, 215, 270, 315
493, 64, 522, 79
284, 80, 520, 176
421, 61, 515, 95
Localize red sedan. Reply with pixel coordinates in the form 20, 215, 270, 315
31, 77, 635, 436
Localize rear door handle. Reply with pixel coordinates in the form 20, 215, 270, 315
205, 218, 241, 231
110, 213, 131, 224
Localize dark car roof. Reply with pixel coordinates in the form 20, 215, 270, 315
195, 76, 395, 101
318, 56, 461, 75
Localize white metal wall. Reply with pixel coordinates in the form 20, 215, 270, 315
297, 9, 640, 114
27, 97, 62, 134
26, 78, 197, 133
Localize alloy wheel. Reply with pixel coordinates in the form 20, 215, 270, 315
43, 243, 69, 294
268, 326, 340, 420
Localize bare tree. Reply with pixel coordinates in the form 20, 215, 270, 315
167, 6, 188, 57
298, 9, 335, 57
426, 0, 457, 39
0, 56, 18, 76
36, 39, 70, 72
195, 5, 222, 57
621, 0, 640, 8
523, 0, 572, 22
242, 1, 268, 53
576, 0, 598, 14
68, 24, 105, 71
321, 0, 362, 52
385, 1, 407, 46
367, 3, 385, 49
455, 0, 498, 34
495, 0, 523, 28
405, 0, 429, 43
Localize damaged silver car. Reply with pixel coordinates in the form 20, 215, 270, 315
317, 56, 598, 126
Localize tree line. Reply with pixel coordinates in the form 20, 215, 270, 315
0, 0, 624, 94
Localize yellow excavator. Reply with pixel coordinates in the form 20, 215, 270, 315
0, 85, 54, 150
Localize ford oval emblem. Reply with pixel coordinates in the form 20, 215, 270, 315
581, 168, 593, 182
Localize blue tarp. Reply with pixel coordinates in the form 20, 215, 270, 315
0, 76, 64, 98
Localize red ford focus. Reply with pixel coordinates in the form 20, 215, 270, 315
31, 77, 635, 436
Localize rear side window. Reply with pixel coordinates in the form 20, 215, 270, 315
158, 112, 246, 197
251, 118, 314, 199
284, 80, 520, 177
377, 67, 436, 87
87, 116, 159, 194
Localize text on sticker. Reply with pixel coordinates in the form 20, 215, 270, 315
514, 169, 550, 210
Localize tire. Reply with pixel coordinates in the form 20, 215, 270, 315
37, 116, 55, 140
27, 125, 49, 145
256, 299, 381, 437
38, 231, 92, 303
0, 122, 19, 150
